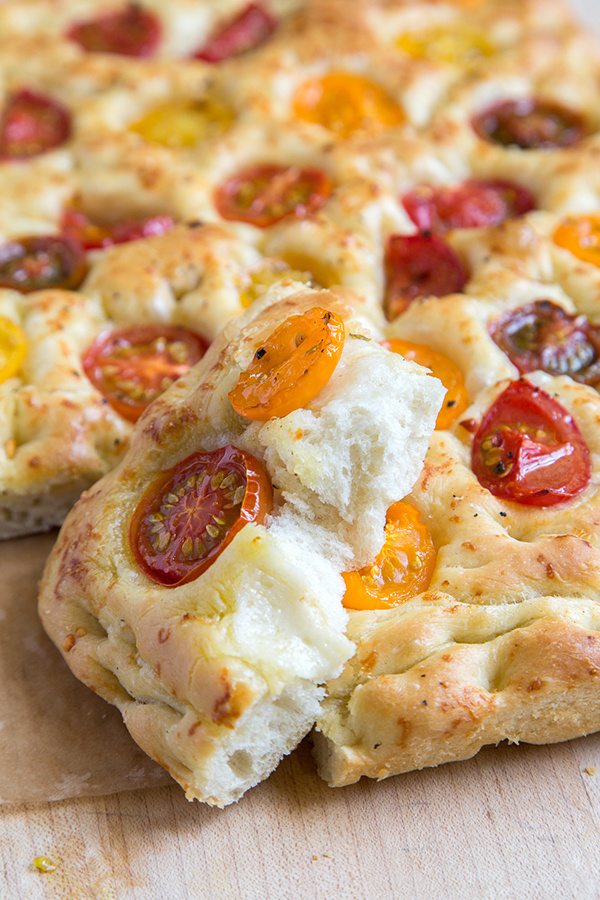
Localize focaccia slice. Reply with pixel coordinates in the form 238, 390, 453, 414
38, 285, 444, 806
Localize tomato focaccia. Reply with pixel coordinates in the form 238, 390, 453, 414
314, 216, 600, 786
38, 288, 444, 806
0, 222, 321, 539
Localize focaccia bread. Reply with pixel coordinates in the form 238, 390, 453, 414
38, 287, 444, 806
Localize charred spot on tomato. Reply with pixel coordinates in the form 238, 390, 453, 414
82, 325, 208, 422
472, 98, 586, 150
229, 306, 345, 420
491, 300, 600, 386
214, 164, 332, 228
61, 208, 174, 251
402, 179, 535, 234
0, 89, 71, 160
130, 445, 273, 587
383, 233, 467, 321
472, 379, 591, 506
67, 6, 162, 57
0, 235, 87, 293
192, 3, 276, 63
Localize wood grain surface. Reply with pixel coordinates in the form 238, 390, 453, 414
1, 733, 599, 898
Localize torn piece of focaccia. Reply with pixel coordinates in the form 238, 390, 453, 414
38, 286, 444, 806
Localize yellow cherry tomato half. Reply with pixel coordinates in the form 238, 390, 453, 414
229, 306, 345, 420
553, 215, 600, 268
383, 338, 468, 429
130, 98, 233, 149
0, 316, 27, 384
396, 25, 493, 64
238, 261, 313, 308
343, 501, 436, 611
293, 71, 404, 139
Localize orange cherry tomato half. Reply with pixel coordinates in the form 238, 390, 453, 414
193, 3, 276, 63
472, 379, 591, 506
214, 164, 332, 228
67, 6, 162, 56
490, 299, 600, 386
383, 233, 467, 321
553, 214, 600, 268
472, 98, 586, 150
293, 72, 404, 140
130, 444, 273, 587
0, 235, 87, 293
61, 208, 174, 251
342, 501, 436, 610
229, 306, 345, 420
0, 89, 71, 160
82, 324, 209, 422
383, 338, 469, 429
403, 179, 535, 234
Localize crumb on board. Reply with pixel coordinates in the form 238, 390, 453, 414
32, 856, 58, 874
584, 766, 597, 776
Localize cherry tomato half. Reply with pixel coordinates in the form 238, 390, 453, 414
553, 214, 600, 268
0, 236, 87, 293
0, 316, 27, 384
193, 3, 276, 63
214, 164, 332, 228
403, 179, 535, 234
471, 379, 591, 506
61, 208, 174, 251
472, 98, 586, 150
67, 6, 162, 57
396, 24, 493, 64
490, 300, 600, 386
343, 501, 436, 610
82, 324, 208, 422
0, 89, 71, 161
383, 233, 468, 321
293, 72, 404, 140
130, 98, 233, 148
383, 338, 469, 429
229, 306, 345, 420
130, 444, 273, 587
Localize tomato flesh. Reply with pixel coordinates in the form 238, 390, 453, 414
293, 71, 404, 140
67, 6, 162, 57
214, 164, 332, 228
130, 445, 273, 587
472, 379, 591, 506
229, 307, 345, 420
0, 316, 27, 384
343, 502, 436, 610
193, 3, 276, 63
0, 90, 71, 160
403, 179, 535, 234
383, 233, 467, 321
491, 300, 600, 386
553, 214, 600, 268
472, 98, 585, 149
383, 338, 468, 429
0, 236, 87, 293
61, 208, 174, 251
83, 324, 208, 422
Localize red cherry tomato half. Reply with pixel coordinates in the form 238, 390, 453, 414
130, 444, 273, 586
403, 179, 535, 234
82, 324, 208, 422
193, 3, 276, 63
0, 89, 71, 161
491, 299, 600, 386
61, 208, 174, 251
0, 235, 87, 293
472, 98, 586, 150
383, 233, 468, 321
67, 6, 162, 57
472, 379, 591, 506
214, 164, 332, 228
